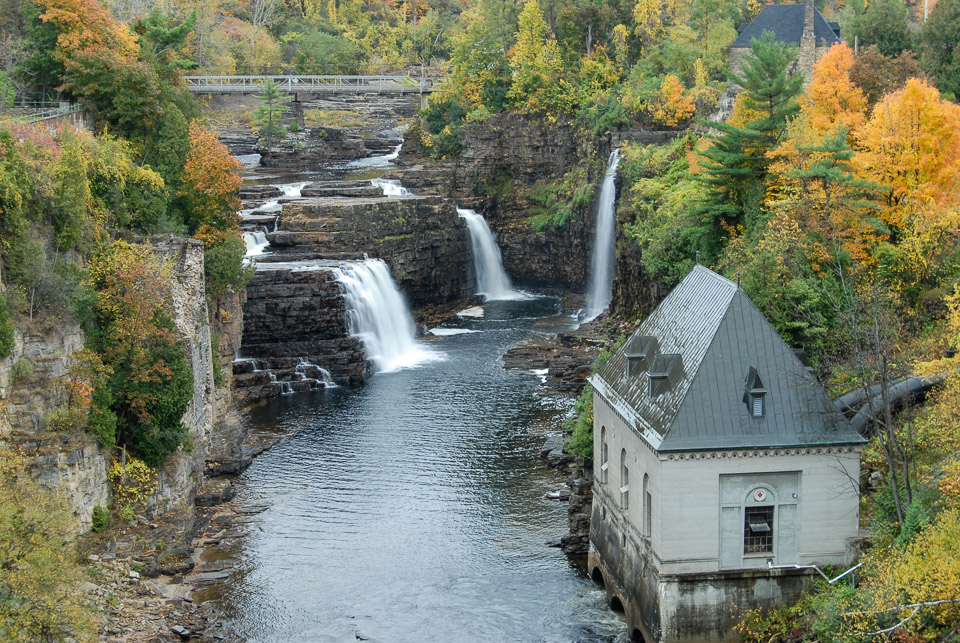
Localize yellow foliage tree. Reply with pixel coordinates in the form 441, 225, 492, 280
648, 74, 695, 126
0, 446, 96, 642
506, 0, 564, 115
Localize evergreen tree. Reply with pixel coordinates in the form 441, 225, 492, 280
922, 0, 960, 98
253, 80, 288, 152
694, 32, 802, 257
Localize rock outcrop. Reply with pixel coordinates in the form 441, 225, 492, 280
266, 195, 470, 305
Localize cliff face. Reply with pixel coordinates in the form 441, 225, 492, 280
269, 195, 471, 305
236, 264, 368, 397
0, 237, 247, 531
397, 113, 608, 291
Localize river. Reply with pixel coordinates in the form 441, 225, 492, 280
206, 295, 627, 642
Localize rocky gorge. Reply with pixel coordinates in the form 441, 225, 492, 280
0, 88, 673, 640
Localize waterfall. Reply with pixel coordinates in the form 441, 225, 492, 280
584, 150, 621, 320
280, 182, 308, 197
333, 259, 441, 373
457, 208, 525, 302
243, 231, 270, 257
371, 178, 411, 196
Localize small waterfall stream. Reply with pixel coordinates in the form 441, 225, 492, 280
333, 259, 441, 373
242, 231, 270, 258
371, 178, 411, 196
457, 208, 524, 301
584, 150, 621, 320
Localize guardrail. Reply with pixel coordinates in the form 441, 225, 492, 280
182, 75, 429, 95
1, 103, 85, 125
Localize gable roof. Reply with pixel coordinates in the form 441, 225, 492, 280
591, 265, 863, 452
732, 3, 842, 49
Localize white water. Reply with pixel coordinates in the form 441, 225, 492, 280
344, 143, 403, 169
583, 150, 621, 321
242, 231, 270, 258
333, 259, 442, 373
280, 182, 309, 197
457, 208, 526, 301
371, 178, 411, 196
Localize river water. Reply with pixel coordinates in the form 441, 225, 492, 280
208, 295, 627, 642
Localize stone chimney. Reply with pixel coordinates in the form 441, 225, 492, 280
798, 0, 817, 83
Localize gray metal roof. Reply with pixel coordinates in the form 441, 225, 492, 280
731, 4, 842, 49
593, 265, 864, 452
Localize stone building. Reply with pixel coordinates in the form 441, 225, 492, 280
730, 0, 841, 81
587, 265, 864, 642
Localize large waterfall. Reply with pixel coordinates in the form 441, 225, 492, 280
584, 150, 621, 320
457, 208, 524, 301
334, 259, 440, 373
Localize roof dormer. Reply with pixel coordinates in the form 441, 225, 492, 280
648, 354, 682, 397
625, 335, 658, 378
742, 367, 767, 418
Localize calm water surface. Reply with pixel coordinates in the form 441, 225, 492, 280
210, 296, 627, 642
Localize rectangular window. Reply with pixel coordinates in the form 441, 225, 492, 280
744, 505, 774, 554
644, 491, 652, 537
620, 467, 629, 509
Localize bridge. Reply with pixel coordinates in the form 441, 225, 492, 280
183, 75, 433, 95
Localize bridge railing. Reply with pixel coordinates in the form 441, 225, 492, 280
182, 75, 425, 94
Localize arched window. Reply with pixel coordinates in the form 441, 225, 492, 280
620, 449, 629, 510
600, 427, 608, 484
744, 486, 776, 555
643, 473, 651, 537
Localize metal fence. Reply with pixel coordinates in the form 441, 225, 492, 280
1, 103, 84, 125
182, 75, 426, 95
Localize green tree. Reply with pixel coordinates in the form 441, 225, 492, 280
86, 241, 192, 466
694, 32, 802, 256
16, 1, 62, 101
845, 0, 913, 58
253, 79, 288, 151
0, 295, 13, 358
922, 0, 960, 98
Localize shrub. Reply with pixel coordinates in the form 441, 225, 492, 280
204, 234, 254, 299
91, 505, 111, 532
10, 358, 34, 382
0, 295, 14, 358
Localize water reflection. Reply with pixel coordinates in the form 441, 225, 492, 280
207, 296, 627, 642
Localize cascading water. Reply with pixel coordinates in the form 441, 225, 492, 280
280, 182, 308, 197
333, 259, 441, 373
242, 231, 270, 258
583, 149, 621, 320
457, 209, 525, 301
371, 178, 411, 196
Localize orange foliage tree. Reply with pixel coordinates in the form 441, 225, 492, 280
37, 0, 138, 63
804, 43, 867, 135
179, 120, 242, 243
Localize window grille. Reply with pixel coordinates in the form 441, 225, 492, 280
744, 505, 774, 554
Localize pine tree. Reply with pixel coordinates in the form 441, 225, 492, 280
253, 80, 289, 152
694, 32, 803, 257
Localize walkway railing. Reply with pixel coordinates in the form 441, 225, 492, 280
1, 103, 85, 125
182, 75, 429, 95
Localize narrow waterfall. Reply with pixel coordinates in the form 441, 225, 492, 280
457, 208, 525, 301
243, 231, 270, 257
334, 259, 441, 373
371, 178, 411, 196
584, 150, 621, 320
